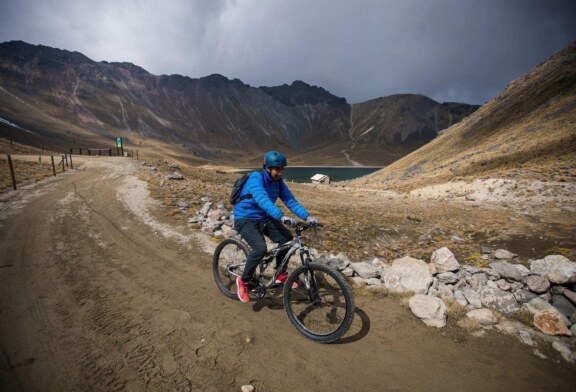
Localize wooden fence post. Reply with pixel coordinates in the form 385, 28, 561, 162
136, 150, 138, 160
65, 154, 69, 167
61, 155, 66, 172
7, 154, 17, 190
51, 155, 56, 176
69, 154, 74, 169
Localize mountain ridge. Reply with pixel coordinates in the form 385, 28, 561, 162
0, 40, 477, 165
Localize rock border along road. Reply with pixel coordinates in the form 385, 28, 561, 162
0, 158, 574, 391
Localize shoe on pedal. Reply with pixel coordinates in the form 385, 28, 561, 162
275, 272, 298, 288
236, 277, 250, 303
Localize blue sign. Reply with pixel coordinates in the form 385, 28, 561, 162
116, 137, 123, 147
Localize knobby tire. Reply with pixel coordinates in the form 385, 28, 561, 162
283, 262, 354, 343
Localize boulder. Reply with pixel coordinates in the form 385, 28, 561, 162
551, 295, 575, 320
371, 257, 387, 270
430, 247, 460, 273
365, 278, 383, 286
496, 279, 511, 291
493, 249, 517, 260
463, 288, 482, 308
530, 255, 576, 284
341, 267, 354, 277
521, 297, 554, 315
467, 272, 488, 288
518, 331, 534, 347
525, 275, 550, 293
350, 262, 380, 279
479, 286, 520, 315
466, 309, 497, 325
564, 289, 576, 305
489, 261, 523, 282
533, 309, 572, 336
408, 294, 447, 328
436, 272, 459, 284
383, 256, 433, 294
328, 257, 350, 271
552, 342, 576, 363
454, 290, 468, 307
512, 289, 537, 304
437, 283, 454, 301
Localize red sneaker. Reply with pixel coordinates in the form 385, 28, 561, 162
236, 277, 250, 303
275, 272, 298, 288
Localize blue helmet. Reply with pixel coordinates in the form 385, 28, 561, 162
263, 150, 287, 168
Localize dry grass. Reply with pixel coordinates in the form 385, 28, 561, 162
0, 155, 59, 190
355, 42, 576, 192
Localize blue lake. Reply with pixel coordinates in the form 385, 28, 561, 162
240, 167, 382, 183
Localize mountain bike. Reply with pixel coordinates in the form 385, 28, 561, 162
213, 221, 355, 343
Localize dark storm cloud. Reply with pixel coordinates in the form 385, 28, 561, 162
1, 0, 575, 104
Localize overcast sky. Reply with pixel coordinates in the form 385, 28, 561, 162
1, 0, 575, 104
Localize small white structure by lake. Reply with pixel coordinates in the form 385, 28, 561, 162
311, 173, 331, 184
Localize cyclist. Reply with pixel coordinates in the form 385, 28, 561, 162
233, 150, 319, 303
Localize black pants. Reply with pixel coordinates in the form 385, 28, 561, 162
234, 218, 293, 282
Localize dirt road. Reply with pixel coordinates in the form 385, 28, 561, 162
0, 158, 574, 391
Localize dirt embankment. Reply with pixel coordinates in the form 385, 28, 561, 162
0, 157, 575, 391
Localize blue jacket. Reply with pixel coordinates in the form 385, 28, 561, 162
234, 170, 310, 222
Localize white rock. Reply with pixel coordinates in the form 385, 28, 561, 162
466, 309, 497, 325
430, 247, 460, 273
383, 256, 433, 294
530, 255, 576, 284
489, 261, 523, 281
496, 279, 511, 291
493, 249, 517, 260
525, 275, 550, 293
479, 287, 520, 315
463, 288, 482, 308
241, 385, 255, 392
518, 331, 534, 347
350, 262, 380, 279
454, 290, 468, 306
521, 298, 554, 315
409, 294, 447, 328
436, 272, 459, 284
552, 341, 576, 363
341, 267, 354, 277
365, 278, 382, 286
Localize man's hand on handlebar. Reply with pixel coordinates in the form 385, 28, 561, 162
306, 216, 320, 227
281, 216, 297, 227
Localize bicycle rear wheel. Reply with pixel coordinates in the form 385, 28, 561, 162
283, 262, 354, 343
213, 238, 249, 299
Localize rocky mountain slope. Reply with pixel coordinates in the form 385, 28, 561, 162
356, 40, 576, 190
0, 41, 475, 166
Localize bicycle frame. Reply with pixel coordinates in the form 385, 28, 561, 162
225, 223, 317, 297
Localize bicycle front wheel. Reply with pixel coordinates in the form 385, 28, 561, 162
283, 262, 354, 343
213, 238, 249, 300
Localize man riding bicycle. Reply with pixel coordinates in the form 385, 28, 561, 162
233, 150, 319, 303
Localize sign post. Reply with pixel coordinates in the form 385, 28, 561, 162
116, 137, 123, 157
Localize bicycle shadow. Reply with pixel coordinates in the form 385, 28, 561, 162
251, 291, 370, 344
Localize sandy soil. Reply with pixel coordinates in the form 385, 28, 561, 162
0, 157, 575, 391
